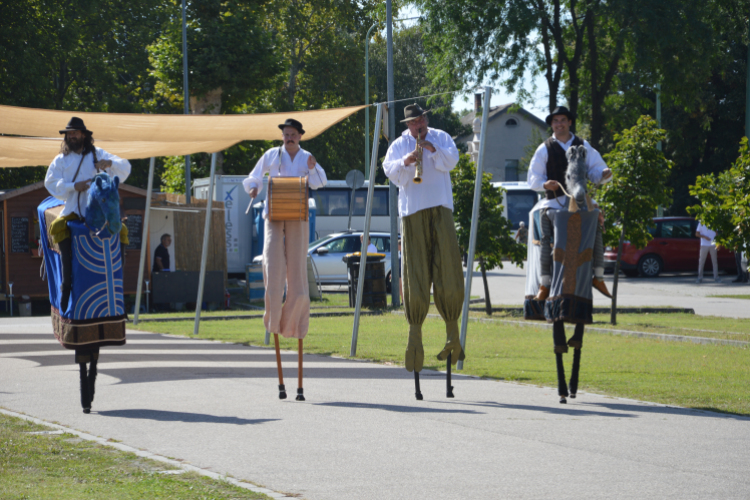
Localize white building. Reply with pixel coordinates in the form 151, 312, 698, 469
455, 103, 548, 182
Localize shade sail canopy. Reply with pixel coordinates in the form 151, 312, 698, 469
0, 136, 241, 168
0, 104, 366, 142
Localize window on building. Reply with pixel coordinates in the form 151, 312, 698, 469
505, 118, 518, 127
505, 160, 520, 181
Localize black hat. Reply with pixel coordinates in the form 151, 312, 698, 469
401, 103, 431, 123
545, 106, 574, 126
278, 118, 305, 135
59, 117, 92, 135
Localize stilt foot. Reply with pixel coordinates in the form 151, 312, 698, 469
83, 408, 91, 414
559, 396, 567, 404
414, 372, 423, 401
296, 388, 305, 401
278, 384, 287, 400
447, 386, 454, 398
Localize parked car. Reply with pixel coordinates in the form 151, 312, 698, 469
253, 231, 396, 291
603, 216, 737, 277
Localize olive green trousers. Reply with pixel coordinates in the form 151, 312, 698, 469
402, 206, 465, 372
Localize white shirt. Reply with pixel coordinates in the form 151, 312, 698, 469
383, 128, 459, 217
365, 243, 378, 254
45, 147, 132, 217
527, 134, 611, 210
242, 145, 327, 219
696, 223, 716, 247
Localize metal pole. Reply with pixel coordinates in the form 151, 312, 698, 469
182, 0, 191, 204
193, 152, 217, 335
365, 23, 377, 179
457, 86, 492, 371
656, 83, 663, 217
746, 17, 750, 139
133, 157, 155, 324
350, 103, 383, 356
386, 0, 400, 308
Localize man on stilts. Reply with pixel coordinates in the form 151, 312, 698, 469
43, 117, 131, 413
243, 118, 327, 400
384, 104, 464, 400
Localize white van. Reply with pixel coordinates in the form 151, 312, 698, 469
491, 181, 542, 237
310, 180, 400, 239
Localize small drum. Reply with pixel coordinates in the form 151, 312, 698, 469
268, 176, 309, 221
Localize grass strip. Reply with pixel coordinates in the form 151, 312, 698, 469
708, 294, 750, 300
0, 413, 271, 500
132, 314, 750, 416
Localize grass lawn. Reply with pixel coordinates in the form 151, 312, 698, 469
132, 313, 750, 416
0, 413, 270, 500
708, 294, 750, 300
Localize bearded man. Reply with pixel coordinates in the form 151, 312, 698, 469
45, 117, 131, 311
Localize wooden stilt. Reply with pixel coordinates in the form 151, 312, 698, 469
274, 334, 286, 399
555, 352, 568, 403
296, 339, 305, 401
446, 353, 454, 398
569, 348, 582, 398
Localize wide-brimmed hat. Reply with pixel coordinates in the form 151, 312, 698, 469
59, 117, 92, 135
401, 103, 431, 123
278, 118, 305, 135
545, 106, 574, 126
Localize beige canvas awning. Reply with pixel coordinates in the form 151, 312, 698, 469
0, 104, 367, 142
0, 136, 242, 168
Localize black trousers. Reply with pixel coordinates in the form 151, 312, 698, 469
59, 238, 73, 312
553, 321, 584, 352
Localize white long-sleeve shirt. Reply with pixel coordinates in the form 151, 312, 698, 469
383, 128, 459, 217
44, 147, 131, 217
527, 134, 611, 210
242, 145, 327, 219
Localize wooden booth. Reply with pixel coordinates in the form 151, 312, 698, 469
0, 181, 148, 301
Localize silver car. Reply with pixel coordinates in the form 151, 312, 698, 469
253, 231, 397, 291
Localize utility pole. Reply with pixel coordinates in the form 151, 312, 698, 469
386, 0, 400, 307
746, 17, 750, 139
182, 0, 191, 203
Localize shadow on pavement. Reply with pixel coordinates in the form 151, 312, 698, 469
438, 400, 636, 418
578, 401, 750, 420
96, 409, 280, 425
314, 401, 483, 414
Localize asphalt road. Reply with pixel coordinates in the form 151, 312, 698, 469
468, 262, 750, 318
2, 315, 749, 499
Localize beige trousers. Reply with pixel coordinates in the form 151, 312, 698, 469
698, 245, 718, 280
263, 219, 310, 339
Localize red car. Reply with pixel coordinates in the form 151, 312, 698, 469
604, 217, 738, 277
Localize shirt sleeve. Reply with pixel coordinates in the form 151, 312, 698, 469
425, 131, 459, 173
243, 149, 272, 194
527, 143, 548, 191
305, 151, 327, 189
97, 148, 131, 184
584, 141, 610, 185
383, 139, 414, 188
44, 155, 74, 200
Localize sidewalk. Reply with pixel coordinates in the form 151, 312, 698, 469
2, 316, 749, 499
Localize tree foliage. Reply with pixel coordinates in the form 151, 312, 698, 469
451, 153, 525, 313
688, 137, 750, 254
596, 116, 673, 324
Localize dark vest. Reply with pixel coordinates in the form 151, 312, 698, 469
544, 135, 584, 200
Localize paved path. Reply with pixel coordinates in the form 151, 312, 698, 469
469, 262, 750, 318
2, 316, 749, 499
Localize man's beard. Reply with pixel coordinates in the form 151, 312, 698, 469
65, 137, 84, 152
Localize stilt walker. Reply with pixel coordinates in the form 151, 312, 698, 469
242, 119, 327, 400
383, 104, 464, 399
523, 106, 613, 403
41, 117, 131, 413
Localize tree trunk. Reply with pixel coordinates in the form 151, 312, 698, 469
610, 217, 627, 325
190, 88, 224, 173
288, 59, 299, 110
479, 257, 492, 315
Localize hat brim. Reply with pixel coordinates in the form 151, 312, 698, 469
400, 109, 431, 123
59, 128, 92, 135
545, 111, 574, 126
278, 124, 305, 135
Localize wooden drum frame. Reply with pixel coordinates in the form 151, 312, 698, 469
268, 176, 309, 221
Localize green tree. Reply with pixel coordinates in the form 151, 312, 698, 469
597, 116, 673, 324
451, 154, 525, 314
688, 137, 750, 255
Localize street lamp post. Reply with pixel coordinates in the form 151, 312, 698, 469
364, 23, 378, 179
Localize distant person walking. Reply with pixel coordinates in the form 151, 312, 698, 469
695, 222, 720, 283
515, 221, 528, 244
